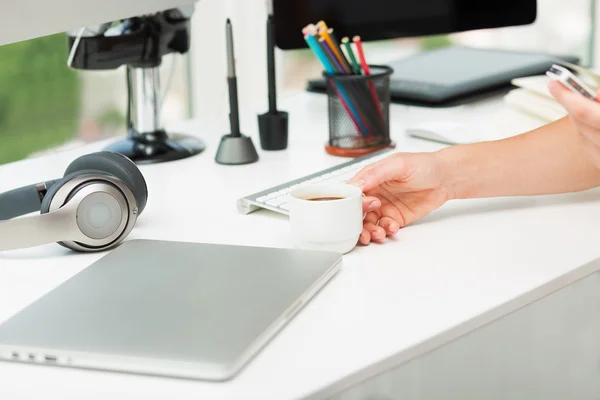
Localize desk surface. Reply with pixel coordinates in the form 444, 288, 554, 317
1, 93, 599, 400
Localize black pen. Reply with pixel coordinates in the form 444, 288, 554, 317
226, 19, 241, 137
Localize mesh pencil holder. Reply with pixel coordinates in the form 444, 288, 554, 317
324, 65, 394, 157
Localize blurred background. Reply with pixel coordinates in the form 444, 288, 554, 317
0, 0, 596, 165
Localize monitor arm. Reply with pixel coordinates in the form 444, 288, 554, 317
65, 6, 205, 164
67, 7, 193, 70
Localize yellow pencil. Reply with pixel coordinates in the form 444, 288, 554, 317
319, 27, 349, 73
316, 20, 328, 31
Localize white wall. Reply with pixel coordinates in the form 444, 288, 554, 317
189, 0, 273, 134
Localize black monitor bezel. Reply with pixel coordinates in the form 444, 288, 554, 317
273, 1, 537, 50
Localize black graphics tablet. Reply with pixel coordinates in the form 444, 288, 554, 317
307, 47, 579, 106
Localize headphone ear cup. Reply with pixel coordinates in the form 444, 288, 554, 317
39, 171, 137, 252
64, 152, 148, 214
40, 172, 83, 214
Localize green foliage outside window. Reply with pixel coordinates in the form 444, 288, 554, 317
0, 34, 80, 164
421, 35, 453, 51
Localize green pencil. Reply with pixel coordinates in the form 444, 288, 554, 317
342, 37, 362, 75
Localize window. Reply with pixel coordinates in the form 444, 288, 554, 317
0, 34, 191, 165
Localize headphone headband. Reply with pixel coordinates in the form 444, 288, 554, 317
0, 175, 138, 252
0, 180, 60, 221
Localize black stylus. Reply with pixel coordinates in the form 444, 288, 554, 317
226, 18, 241, 137
258, 15, 289, 151
215, 19, 259, 165
267, 15, 277, 113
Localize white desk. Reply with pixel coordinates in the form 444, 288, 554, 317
1, 93, 599, 399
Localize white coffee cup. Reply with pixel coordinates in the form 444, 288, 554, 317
289, 184, 363, 254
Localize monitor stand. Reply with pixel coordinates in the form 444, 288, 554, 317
104, 66, 205, 164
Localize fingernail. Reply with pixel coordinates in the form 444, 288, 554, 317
359, 233, 368, 244
368, 200, 381, 210
350, 179, 365, 188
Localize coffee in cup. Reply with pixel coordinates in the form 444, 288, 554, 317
306, 196, 345, 201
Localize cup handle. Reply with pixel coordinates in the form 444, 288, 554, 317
362, 193, 367, 220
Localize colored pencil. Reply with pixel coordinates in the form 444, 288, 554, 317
318, 38, 374, 136
318, 37, 384, 132
304, 34, 367, 134
327, 29, 353, 72
319, 37, 384, 133
319, 27, 351, 74
353, 36, 384, 119
352, 36, 371, 75
316, 21, 328, 31
318, 37, 346, 74
342, 37, 362, 75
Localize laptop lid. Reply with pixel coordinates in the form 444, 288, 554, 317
0, 240, 342, 380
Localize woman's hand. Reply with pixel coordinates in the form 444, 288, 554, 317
548, 80, 600, 169
348, 152, 451, 245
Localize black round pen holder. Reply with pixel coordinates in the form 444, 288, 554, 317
324, 65, 395, 157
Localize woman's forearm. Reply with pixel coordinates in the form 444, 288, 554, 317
439, 117, 600, 200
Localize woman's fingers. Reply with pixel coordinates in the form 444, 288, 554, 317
364, 223, 386, 242
348, 154, 406, 192
362, 196, 382, 214
359, 228, 371, 245
360, 213, 376, 244
363, 212, 386, 242
378, 217, 400, 235
549, 80, 600, 127
549, 81, 600, 167
361, 211, 401, 245
364, 211, 379, 224
379, 202, 407, 229
550, 80, 600, 166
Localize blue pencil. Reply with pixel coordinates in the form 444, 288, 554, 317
319, 37, 346, 73
305, 33, 334, 74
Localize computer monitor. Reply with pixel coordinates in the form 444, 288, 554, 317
272, 0, 581, 106
272, 0, 537, 50
0, 0, 196, 46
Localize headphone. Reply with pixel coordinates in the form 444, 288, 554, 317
0, 152, 148, 252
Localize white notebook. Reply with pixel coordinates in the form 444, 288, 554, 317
504, 88, 566, 122
505, 75, 567, 122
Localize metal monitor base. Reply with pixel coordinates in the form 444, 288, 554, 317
104, 132, 205, 165
102, 66, 205, 165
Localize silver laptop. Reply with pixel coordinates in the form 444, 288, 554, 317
0, 240, 342, 381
